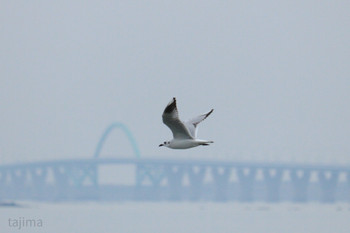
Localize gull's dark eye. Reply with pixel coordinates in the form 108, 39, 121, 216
164, 141, 166, 144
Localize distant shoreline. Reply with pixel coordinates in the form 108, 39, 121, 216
0, 201, 20, 207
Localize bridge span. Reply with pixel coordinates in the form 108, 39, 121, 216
1, 158, 349, 203
1, 122, 349, 203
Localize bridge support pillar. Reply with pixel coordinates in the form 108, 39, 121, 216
187, 166, 206, 201
30, 168, 47, 186
135, 164, 165, 200
165, 165, 184, 201
53, 166, 71, 199
30, 167, 48, 198
237, 168, 256, 202
10, 169, 27, 188
70, 165, 98, 187
0, 169, 7, 186
319, 171, 338, 203
136, 164, 144, 187
264, 169, 283, 202
291, 170, 311, 202
136, 164, 165, 186
0, 169, 8, 199
212, 167, 231, 201
9, 169, 27, 199
346, 172, 350, 202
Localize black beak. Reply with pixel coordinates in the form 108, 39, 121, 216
159, 144, 163, 147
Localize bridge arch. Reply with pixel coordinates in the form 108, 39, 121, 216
93, 122, 140, 158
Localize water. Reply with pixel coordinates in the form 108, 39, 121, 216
1, 201, 350, 233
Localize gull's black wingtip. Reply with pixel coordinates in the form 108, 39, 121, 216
206, 109, 214, 117
164, 97, 177, 114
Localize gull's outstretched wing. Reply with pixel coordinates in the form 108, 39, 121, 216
162, 97, 193, 139
185, 109, 214, 138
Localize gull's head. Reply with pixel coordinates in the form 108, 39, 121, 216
159, 141, 170, 147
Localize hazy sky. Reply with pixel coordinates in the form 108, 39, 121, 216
1, 1, 349, 164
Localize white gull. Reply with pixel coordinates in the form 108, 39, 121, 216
159, 97, 214, 149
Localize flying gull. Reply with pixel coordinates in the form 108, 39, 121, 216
159, 97, 214, 149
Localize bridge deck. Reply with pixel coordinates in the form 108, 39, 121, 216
1, 158, 349, 203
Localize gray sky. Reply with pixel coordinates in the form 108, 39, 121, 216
1, 1, 349, 164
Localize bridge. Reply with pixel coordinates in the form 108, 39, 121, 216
1, 123, 349, 203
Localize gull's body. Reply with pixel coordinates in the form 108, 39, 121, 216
159, 97, 214, 149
